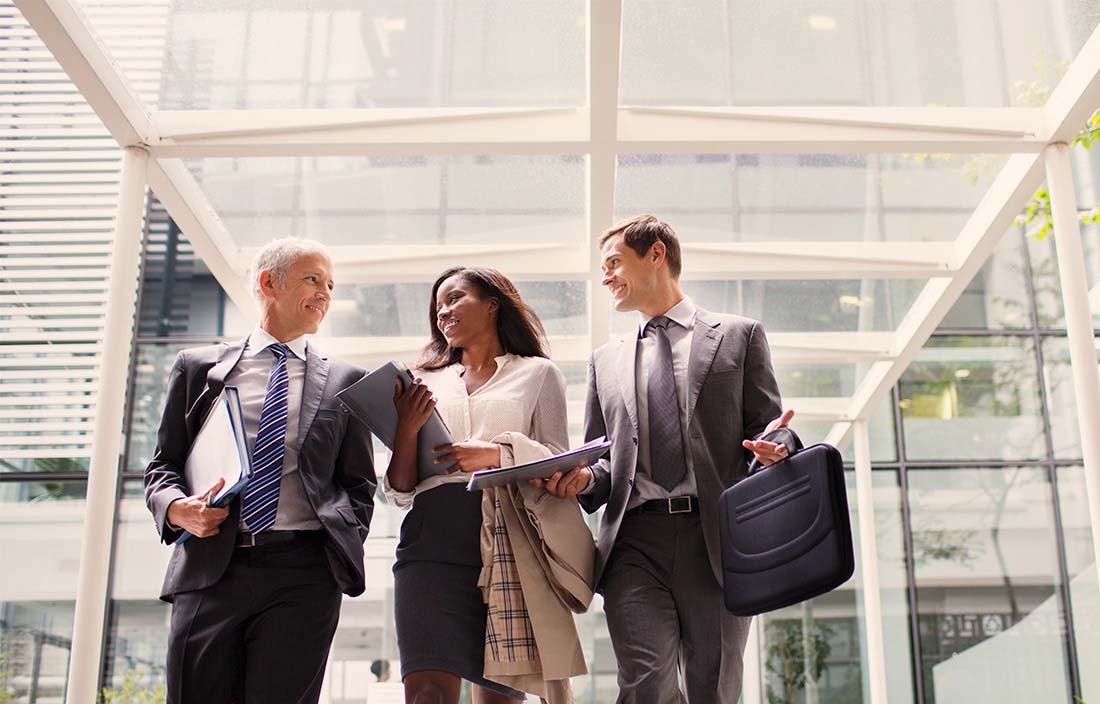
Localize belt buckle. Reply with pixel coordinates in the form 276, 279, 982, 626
668, 496, 692, 514
238, 531, 256, 548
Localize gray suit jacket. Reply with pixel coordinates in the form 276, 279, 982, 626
578, 308, 783, 586
144, 339, 376, 601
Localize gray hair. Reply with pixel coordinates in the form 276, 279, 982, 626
249, 237, 332, 301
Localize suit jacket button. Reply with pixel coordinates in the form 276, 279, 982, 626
632, 437, 638, 445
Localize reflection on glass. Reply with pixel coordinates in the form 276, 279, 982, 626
1054, 467, 1100, 704
615, 154, 1001, 243
187, 155, 585, 248
79, 0, 586, 110
899, 337, 1045, 462
621, 0, 1094, 107
759, 470, 912, 703
656, 280, 921, 334
138, 217, 251, 339
1027, 226, 1100, 331
939, 230, 1031, 330
0, 483, 86, 701
908, 468, 1068, 703
328, 281, 586, 338
127, 343, 203, 473
1040, 336, 1100, 460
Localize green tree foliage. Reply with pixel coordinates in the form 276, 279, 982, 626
100, 669, 166, 704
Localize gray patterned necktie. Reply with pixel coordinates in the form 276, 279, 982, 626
646, 316, 687, 491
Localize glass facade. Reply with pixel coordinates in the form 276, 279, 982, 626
4, 1, 1100, 703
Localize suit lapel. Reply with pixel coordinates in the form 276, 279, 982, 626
617, 334, 640, 432
686, 311, 723, 427
206, 340, 246, 394
296, 345, 330, 452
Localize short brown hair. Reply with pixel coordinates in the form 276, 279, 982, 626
598, 214, 682, 278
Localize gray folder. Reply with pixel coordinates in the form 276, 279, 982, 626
336, 361, 455, 480
465, 436, 611, 490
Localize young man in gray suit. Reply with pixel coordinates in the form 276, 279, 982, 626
539, 215, 794, 703
144, 237, 376, 704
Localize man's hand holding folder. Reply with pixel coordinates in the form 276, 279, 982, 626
166, 477, 230, 538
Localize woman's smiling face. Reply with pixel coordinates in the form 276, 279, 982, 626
435, 274, 498, 348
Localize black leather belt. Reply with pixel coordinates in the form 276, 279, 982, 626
235, 529, 325, 548
625, 496, 698, 516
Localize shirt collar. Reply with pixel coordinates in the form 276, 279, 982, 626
246, 327, 308, 361
453, 352, 514, 377
638, 297, 697, 338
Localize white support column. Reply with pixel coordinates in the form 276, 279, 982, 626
853, 419, 888, 704
585, 0, 622, 351
66, 146, 148, 704
1043, 142, 1100, 590
742, 617, 763, 704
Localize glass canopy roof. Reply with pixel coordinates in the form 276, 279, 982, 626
27, 0, 1100, 448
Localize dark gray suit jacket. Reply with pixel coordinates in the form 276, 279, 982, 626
579, 308, 783, 586
144, 339, 376, 601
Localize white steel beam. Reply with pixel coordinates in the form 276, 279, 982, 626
148, 108, 590, 158
65, 146, 146, 704
259, 241, 953, 283
147, 159, 256, 316
311, 333, 885, 366
853, 420, 889, 704
1044, 23, 1100, 144
620, 106, 1045, 154
13, 0, 150, 146
840, 153, 1046, 432
586, 0, 622, 351
143, 105, 1056, 158
680, 242, 955, 280
248, 242, 589, 282
1043, 142, 1100, 596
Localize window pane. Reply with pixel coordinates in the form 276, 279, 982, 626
908, 468, 1069, 703
137, 213, 251, 339
1027, 222, 1100, 331
621, 0, 1097, 107
1054, 467, 1100, 704
0, 481, 86, 701
187, 155, 585, 248
80, 0, 586, 110
899, 337, 1046, 462
1040, 336, 1100, 461
759, 470, 913, 703
616, 154, 1002, 243
939, 230, 1032, 331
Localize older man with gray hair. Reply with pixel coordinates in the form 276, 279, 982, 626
145, 236, 376, 704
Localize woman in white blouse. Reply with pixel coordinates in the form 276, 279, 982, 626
385, 266, 588, 704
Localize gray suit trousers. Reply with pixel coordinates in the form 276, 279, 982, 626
601, 512, 751, 704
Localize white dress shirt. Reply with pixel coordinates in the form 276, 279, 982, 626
229, 327, 321, 531
383, 353, 570, 509
629, 297, 699, 509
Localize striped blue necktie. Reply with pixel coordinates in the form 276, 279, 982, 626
240, 342, 290, 533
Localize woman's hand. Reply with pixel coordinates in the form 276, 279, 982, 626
393, 377, 436, 441
432, 440, 501, 473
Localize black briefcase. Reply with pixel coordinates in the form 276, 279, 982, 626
719, 428, 854, 616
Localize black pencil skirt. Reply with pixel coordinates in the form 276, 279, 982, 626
392, 483, 524, 699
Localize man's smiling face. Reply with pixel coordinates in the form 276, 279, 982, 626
261, 251, 334, 338
600, 233, 657, 313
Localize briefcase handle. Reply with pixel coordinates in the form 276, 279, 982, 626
746, 427, 804, 476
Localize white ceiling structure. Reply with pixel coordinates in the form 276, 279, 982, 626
11, 1, 1100, 702
16, 0, 1100, 448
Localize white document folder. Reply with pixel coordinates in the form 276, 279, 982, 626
465, 436, 612, 490
177, 386, 251, 543
335, 361, 456, 480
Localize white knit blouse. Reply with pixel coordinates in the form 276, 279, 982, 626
383, 353, 570, 509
